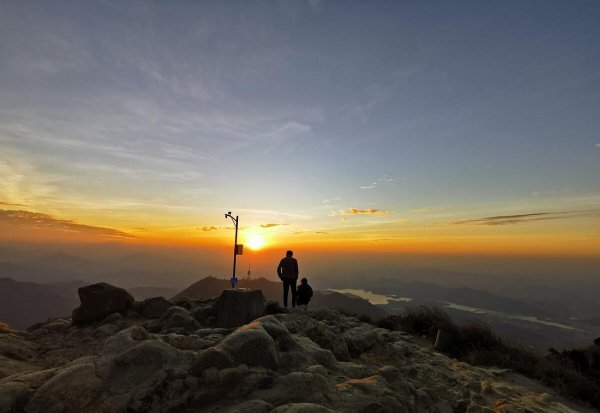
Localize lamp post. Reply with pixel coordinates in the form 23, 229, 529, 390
224, 211, 240, 288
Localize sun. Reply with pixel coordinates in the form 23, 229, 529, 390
246, 235, 266, 250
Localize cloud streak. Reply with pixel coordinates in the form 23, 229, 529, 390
260, 223, 289, 228
0, 209, 134, 238
451, 210, 598, 226
331, 208, 388, 217
0, 201, 28, 207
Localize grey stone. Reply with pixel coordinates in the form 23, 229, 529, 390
219, 327, 278, 369
191, 303, 214, 322
215, 289, 266, 328
72, 283, 134, 326
25, 362, 102, 413
139, 297, 175, 318
160, 306, 201, 332
269, 403, 334, 413
225, 399, 274, 413
0, 381, 28, 413
191, 347, 235, 375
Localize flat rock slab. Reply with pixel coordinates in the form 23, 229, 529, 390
215, 289, 265, 328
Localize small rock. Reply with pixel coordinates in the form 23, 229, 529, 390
100, 313, 124, 325
225, 399, 274, 413
453, 399, 468, 413
191, 347, 235, 375
433, 401, 453, 413
0, 381, 28, 412
40, 319, 71, 332
415, 389, 432, 406
466, 404, 494, 413
160, 306, 200, 333
377, 365, 400, 382
139, 297, 175, 318
191, 304, 214, 323
306, 365, 328, 376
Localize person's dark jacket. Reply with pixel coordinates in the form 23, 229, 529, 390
297, 283, 313, 306
277, 256, 299, 280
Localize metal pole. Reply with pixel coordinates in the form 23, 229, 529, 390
232, 215, 238, 287
225, 212, 239, 289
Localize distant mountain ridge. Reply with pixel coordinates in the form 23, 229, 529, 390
174, 276, 388, 320
0, 277, 84, 329
0, 278, 176, 329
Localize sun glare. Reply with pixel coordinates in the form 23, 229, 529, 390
246, 235, 266, 250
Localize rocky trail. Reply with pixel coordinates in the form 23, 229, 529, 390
0, 283, 594, 413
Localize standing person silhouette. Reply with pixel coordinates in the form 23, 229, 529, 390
277, 250, 299, 308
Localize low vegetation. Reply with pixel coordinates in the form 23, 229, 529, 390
375, 306, 600, 409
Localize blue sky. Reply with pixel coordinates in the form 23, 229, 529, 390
0, 1, 599, 252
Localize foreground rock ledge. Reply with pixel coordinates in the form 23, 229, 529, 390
0, 286, 595, 413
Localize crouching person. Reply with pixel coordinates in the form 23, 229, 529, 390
296, 277, 313, 311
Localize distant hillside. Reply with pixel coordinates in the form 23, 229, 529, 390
128, 286, 178, 300
174, 276, 388, 319
0, 277, 84, 329
0, 278, 178, 329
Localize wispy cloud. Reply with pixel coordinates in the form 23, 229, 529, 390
451, 210, 598, 226
331, 208, 388, 216
360, 175, 394, 189
0, 201, 28, 207
0, 209, 134, 238
322, 197, 341, 204
260, 223, 289, 228
413, 207, 440, 213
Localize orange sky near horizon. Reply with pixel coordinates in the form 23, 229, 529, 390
1, 204, 599, 258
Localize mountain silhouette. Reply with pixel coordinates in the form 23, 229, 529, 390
174, 276, 388, 319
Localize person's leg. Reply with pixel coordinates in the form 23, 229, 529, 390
291, 279, 297, 308
282, 280, 289, 307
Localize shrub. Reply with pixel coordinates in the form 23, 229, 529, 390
375, 305, 600, 408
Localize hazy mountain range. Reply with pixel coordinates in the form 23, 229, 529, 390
1, 249, 598, 348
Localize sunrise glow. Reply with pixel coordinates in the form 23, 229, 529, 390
246, 235, 266, 251
0, 1, 598, 262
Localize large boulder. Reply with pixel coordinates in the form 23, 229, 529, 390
218, 326, 278, 369
72, 283, 134, 326
215, 289, 266, 328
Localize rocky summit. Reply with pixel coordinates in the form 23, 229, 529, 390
0, 284, 593, 413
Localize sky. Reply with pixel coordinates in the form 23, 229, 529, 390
1, 1, 599, 261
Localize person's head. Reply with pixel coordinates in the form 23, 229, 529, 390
286, 250, 293, 257
301, 277, 307, 284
